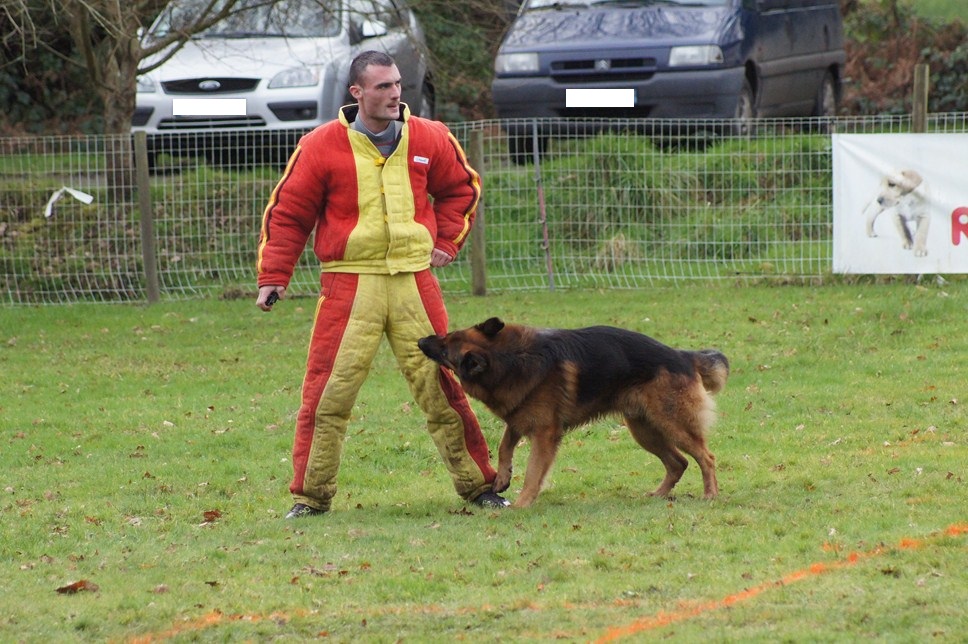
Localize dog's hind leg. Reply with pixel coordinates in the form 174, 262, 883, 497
514, 426, 561, 508
493, 424, 522, 493
673, 429, 719, 499
625, 416, 688, 498
893, 212, 914, 250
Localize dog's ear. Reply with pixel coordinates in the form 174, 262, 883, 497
900, 170, 923, 191
459, 351, 488, 379
477, 317, 505, 337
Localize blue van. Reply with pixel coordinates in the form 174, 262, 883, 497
492, 0, 845, 158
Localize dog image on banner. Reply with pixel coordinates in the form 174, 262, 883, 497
862, 169, 929, 256
832, 133, 968, 274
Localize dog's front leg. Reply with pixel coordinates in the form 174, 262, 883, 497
864, 201, 883, 237
493, 424, 521, 493
913, 214, 930, 256
514, 426, 562, 508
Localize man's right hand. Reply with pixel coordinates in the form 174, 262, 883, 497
257, 285, 285, 311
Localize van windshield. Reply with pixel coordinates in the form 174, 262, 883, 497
524, 0, 729, 7
151, 0, 342, 39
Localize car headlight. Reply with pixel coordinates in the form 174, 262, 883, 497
269, 67, 320, 89
495, 53, 539, 75
669, 45, 724, 67
137, 76, 156, 93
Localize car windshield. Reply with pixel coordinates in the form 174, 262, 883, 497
523, 0, 728, 8
152, 0, 342, 39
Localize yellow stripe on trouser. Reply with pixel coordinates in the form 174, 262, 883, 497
290, 271, 495, 511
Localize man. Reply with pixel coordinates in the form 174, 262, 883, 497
256, 51, 508, 518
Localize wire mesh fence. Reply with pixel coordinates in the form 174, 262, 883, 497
2, 113, 966, 305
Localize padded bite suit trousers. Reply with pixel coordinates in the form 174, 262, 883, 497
290, 270, 496, 510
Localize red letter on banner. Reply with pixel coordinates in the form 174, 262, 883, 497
953, 207, 968, 246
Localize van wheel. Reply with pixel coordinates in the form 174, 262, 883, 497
813, 71, 837, 118
732, 79, 756, 137
809, 71, 837, 132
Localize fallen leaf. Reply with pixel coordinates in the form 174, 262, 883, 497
202, 510, 222, 524
56, 579, 99, 594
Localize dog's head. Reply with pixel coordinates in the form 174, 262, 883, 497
877, 169, 923, 207
418, 317, 507, 382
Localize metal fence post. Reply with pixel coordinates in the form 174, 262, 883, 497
469, 128, 487, 296
134, 132, 160, 304
533, 121, 555, 291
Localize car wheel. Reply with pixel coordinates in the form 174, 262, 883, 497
417, 81, 435, 119
732, 79, 756, 137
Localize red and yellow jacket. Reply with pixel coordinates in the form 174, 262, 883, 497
257, 104, 481, 286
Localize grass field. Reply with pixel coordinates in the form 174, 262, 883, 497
905, 0, 965, 23
1, 284, 965, 641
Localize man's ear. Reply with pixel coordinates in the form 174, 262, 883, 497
459, 351, 488, 379
348, 84, 362, 100
477, 317, 505, 337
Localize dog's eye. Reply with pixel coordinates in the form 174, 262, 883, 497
887, 181, 897, 188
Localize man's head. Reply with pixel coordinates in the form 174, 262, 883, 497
348, 50, 402, 132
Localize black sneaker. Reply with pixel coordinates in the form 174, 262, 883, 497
472, 491, 511, 508
285, 503, 326, 519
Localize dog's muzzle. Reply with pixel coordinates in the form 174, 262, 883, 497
417, 335, 448, 366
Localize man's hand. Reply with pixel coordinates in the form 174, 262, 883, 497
257, 285, 285, 311
430, 249, 454, 267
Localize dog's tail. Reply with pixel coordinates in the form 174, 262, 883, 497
692, 349, 729, 394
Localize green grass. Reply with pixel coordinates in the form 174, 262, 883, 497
904, 0, 965, 23
1, 284, 966, 641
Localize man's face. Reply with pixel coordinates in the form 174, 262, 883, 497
350, 63, 402, 129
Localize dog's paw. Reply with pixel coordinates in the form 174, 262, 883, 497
914, 248, 928, 257
493, 470, 512, 493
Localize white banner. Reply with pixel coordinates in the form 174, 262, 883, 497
832, 133, 968, 274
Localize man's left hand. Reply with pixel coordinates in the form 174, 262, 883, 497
430, 249, 454, 267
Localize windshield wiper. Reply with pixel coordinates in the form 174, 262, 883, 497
202, 31, 288, 38
590, 0, 712, 5
529, 2, 591, 11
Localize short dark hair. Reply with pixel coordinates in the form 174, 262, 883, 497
348, 50, 396, 87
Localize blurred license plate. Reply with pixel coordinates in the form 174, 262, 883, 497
565, 89, 635, 108
172, 98, 247, 116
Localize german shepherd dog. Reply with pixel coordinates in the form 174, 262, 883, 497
418, 318, 729, 508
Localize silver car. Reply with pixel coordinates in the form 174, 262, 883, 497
133, 0, 433, 164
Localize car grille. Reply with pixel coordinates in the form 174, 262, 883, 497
550, 58, 656, 84
158, 116, 268, 130
162, 78, 260, 94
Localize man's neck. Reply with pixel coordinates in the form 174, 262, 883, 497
357, 116, 392, 136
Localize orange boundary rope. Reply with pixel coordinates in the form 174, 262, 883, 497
128, 523, 966, 643
594, 523, 967, 642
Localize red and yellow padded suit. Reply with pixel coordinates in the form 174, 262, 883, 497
257, 103, 498, 512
